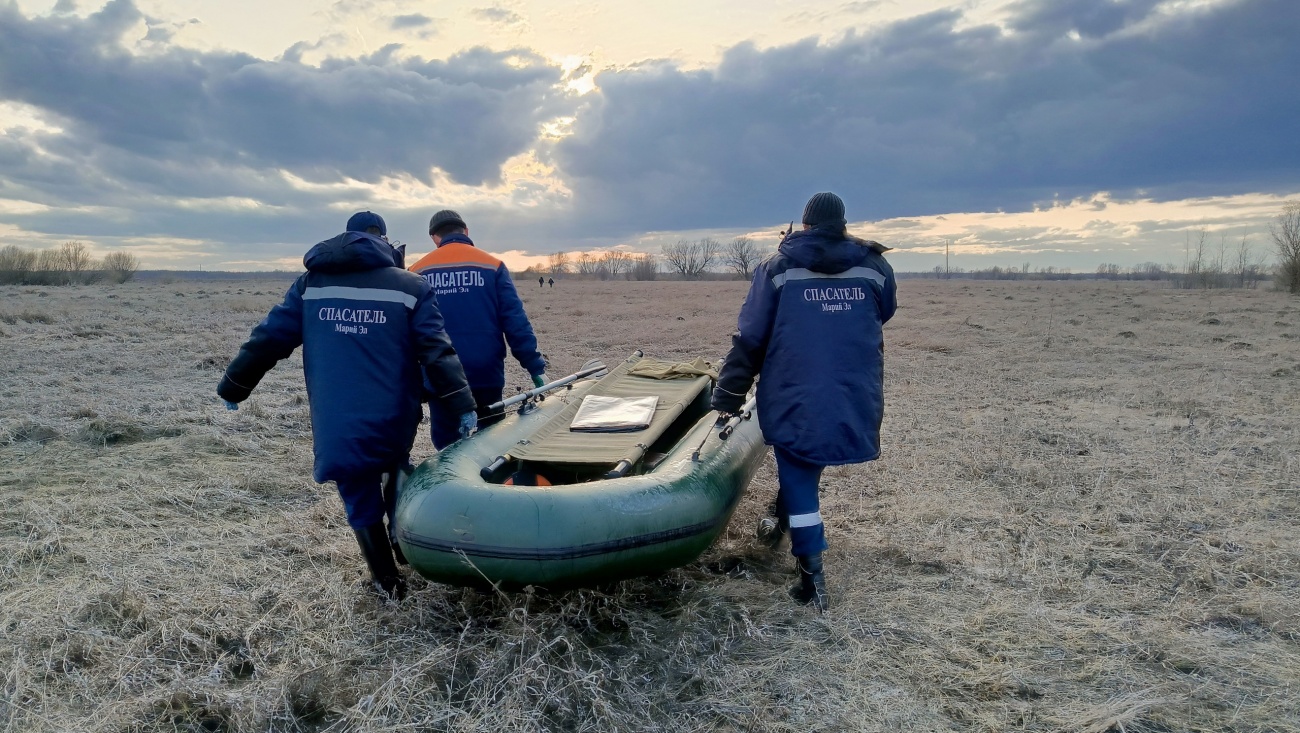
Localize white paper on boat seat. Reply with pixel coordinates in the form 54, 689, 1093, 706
569, 395, 660, 432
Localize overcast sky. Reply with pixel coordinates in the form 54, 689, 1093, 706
1, 0, 1297, 271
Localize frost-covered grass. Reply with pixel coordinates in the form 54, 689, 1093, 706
2, 279, 1299, 732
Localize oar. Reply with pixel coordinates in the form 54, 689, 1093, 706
485, 359, 609, 413
478, 360, 609, 480
692, 396, 757, 461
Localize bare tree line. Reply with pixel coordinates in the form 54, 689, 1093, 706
919, 204, 1300, 293
0, 242, 139, 285
661, 237, 767, 279
527, 250, 660, 281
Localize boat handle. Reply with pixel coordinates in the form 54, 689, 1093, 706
718, 397, 758, 441
480, 455, 508, 480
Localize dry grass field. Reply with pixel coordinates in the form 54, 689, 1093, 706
2, 278, 1299, 732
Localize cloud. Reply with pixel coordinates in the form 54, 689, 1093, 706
554, 0, 1300, 236
472, 5, 527, 27
1003, 0, 1164, 38
1, 0, 1297, 269
0, 0, 574, 251
390, 13, 434, 30
0, 0, 569, 194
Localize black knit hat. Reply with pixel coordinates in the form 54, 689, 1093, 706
428, 209, 467, 235
802, 192, 846, 228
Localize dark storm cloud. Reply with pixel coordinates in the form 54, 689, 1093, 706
0, 0, 567, 197
2, 0, 1298, 264
1004, 0, 1163, 38
554, 0, 1300, 235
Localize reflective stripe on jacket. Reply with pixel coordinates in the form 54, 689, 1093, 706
225, 232, 474, 482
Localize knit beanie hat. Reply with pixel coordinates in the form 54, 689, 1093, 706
801, 192, 846, 229
346, 211, 386, 236
428, 209, 468, 235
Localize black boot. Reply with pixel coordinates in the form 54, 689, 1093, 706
382, 470, 409, 566
788, 553, 828, 612
353, 523, 407, 601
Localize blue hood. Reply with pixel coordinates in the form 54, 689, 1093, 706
303, 232, 400, 274
778, 228, 871, 274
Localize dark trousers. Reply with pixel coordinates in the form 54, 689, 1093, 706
774, 447, 828, 557
334, 459, 411, 530
429, 386, 505, 449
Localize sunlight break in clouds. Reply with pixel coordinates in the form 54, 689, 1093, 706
875, 192, 1300, 270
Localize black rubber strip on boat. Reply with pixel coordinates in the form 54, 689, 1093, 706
400, 515, 724, 561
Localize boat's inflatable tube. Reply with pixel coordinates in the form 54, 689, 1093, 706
396, 375, 766, 589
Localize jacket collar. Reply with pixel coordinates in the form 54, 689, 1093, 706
438, 232, 474, 248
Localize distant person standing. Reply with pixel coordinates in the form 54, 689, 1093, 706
712, 192, 897, 612
408, 209, 549, 448
538, 275, 545, 288
217, 211, 477, 601
548, 277, 554, 288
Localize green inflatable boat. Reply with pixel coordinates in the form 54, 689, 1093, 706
396, 353, 766, 589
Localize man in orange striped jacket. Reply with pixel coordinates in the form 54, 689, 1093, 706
408, 209, 548, 448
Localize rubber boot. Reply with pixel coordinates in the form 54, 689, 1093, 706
353, 523, 407, 601
788, 553, 828, 612
382, 471, 408, 566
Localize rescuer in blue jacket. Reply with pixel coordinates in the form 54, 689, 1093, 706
408, 209, 549, 448
712, 192, 898, 612
217, 211, 478, 601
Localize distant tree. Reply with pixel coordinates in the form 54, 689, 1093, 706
631, 253, 659, 281
1131, 262, 1169, 281
103, 251, 140, 284
661, 240, 695, 278
56, 241, 94, 283
575, 252, 598, 277
724, 236, 763, 279
548, 251, 570, 275
1096, 263, 1122, 280
1271, 202, 1300, 294
0, 245, 37, 285
697, 238, 721, 276
34, 248, 62, 285
662, 238, 719, 279
601, 250, 632, 279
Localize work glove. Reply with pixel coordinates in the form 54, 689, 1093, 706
532, 373, 548, 389
715, 411, 736, 427
458, 411, 478, 439
217, 373, 252, 405
223, 400, 239, 411
709, 387, 744, 416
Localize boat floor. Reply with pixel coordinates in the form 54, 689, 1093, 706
505, 355, 712, 469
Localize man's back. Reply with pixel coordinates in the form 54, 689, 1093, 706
408, 233, 545, 389
224, 231, 472, 480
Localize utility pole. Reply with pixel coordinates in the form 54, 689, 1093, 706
945, 239, 950, 279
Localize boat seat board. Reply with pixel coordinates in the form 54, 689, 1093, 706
505, 355, 711, 467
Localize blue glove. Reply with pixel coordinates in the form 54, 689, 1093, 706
458, 411, 478, 439
532, 373, 547, 389
223, 400, 239, 411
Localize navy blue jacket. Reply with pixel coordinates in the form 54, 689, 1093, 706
713, 228, 897, 465
407, 233, 546, 390
219, 233, 475, 482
